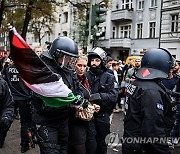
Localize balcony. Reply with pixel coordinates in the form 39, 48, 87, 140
110, 38, 131, 48
111, 9, 133, 21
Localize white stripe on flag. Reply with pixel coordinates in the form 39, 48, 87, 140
23, 78, 72, 97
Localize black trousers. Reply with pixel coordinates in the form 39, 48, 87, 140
36, 118, 69, 154
0, 127, 9, 144
122, 142, 171, 154
15, 100, 33, 144
86, 112, 110, 154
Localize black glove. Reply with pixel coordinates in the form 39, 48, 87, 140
70, 95, 88, 109
89, 93, 101, 102
0, 117, 10, 131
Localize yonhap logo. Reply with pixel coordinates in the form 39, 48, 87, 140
105, 132, 180, 147
105, 132, 121, 148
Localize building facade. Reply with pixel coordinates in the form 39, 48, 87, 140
160, 0, 180, 59
26, 0, 88, 50
98, 0, 161, 61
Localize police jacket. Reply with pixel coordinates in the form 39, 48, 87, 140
4, 64, 32, 101
32, 57, 83, 124
0, 77, 14, 122
85, 68, 118, 114
124, 79, 171, 153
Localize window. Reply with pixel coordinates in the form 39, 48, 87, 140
137, 23, 143, 38
119, 25, 131, 38
112, 26, 116, 38
171, 14, 178, 32
63, 31, 67, 36
59, 14, 61, 23
122, 0, 133, 9
63, 12, 68, 23
150, 0, 157, 7
137, 0, 144, 10
149, 22, 156, 38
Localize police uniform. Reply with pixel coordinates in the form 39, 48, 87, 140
122, 48, 174, 154
32, 37, 83, 154
123, 80, 171, 154
0, 76, 14, 148
4, 64, 33, 151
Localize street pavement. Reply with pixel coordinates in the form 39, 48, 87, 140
1, 111, 180, 154
0, 112, 123, 154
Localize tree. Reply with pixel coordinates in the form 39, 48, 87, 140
0, 0, 61, 39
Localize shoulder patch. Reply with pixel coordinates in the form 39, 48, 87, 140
156, 103, 164, 111
126, 84, 136, 95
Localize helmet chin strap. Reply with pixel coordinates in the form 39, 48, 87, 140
60, 55, 66, 68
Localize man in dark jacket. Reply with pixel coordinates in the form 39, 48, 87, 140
122, 48, 174, 154
85, 47, 118, 154
0, 76, 14, 148
33, 37, 84, 154
3, 62, 33, 153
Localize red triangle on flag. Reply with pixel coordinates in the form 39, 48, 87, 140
12, 32, 29, 49
141, 69, 150, 77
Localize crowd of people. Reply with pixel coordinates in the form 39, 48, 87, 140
0, 35, 180, 154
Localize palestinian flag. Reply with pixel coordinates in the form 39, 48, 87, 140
9, 27, 77, 108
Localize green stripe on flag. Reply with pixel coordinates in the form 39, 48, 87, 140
39, 92, 76, 108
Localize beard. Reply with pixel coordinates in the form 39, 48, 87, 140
90, 65, 102, 75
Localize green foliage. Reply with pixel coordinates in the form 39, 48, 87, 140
0, 0, 58, 37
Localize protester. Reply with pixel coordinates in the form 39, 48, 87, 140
68, 55, 90, 154
122, 48, 174, 154
112, 61, 122, 113
105, 56, 114, 74
125, 57, 141, 84
86, 47, 118, 154
34, 46, 43, 57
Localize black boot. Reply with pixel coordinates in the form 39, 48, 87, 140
0, 140, 4, 148
21, 143, 29, 153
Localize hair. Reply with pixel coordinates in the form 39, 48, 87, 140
74, 54, 88, 64
112, 62, 119, 67
34, 46, 42, 51
106, 56, 113, 63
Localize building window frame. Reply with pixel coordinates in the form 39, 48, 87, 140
63, 12, 68, 23
119, 25, 131, 38
59, 14, 61, 23
122, 0, 133, 10
137, 23, 143, 39
149, 22, 156, 38
137, 0, 144, 10
171, 14, 178, 32
150, 0, 157, 7
112, 26, 116, 39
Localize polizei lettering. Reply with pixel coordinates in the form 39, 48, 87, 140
8, 67, 19, 73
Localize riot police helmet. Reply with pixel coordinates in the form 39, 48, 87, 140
49, 37, 78, 60
87, 47, 107, 66
136, 48, 175, 79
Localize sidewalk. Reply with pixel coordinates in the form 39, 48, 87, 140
0, 119, 39, 154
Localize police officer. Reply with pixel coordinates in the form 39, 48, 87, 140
33, 37, 84, 154
122, 48, 174, 154
85, 47, 118, 154
0, 75, 14, 148
3, 61, 33, 153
